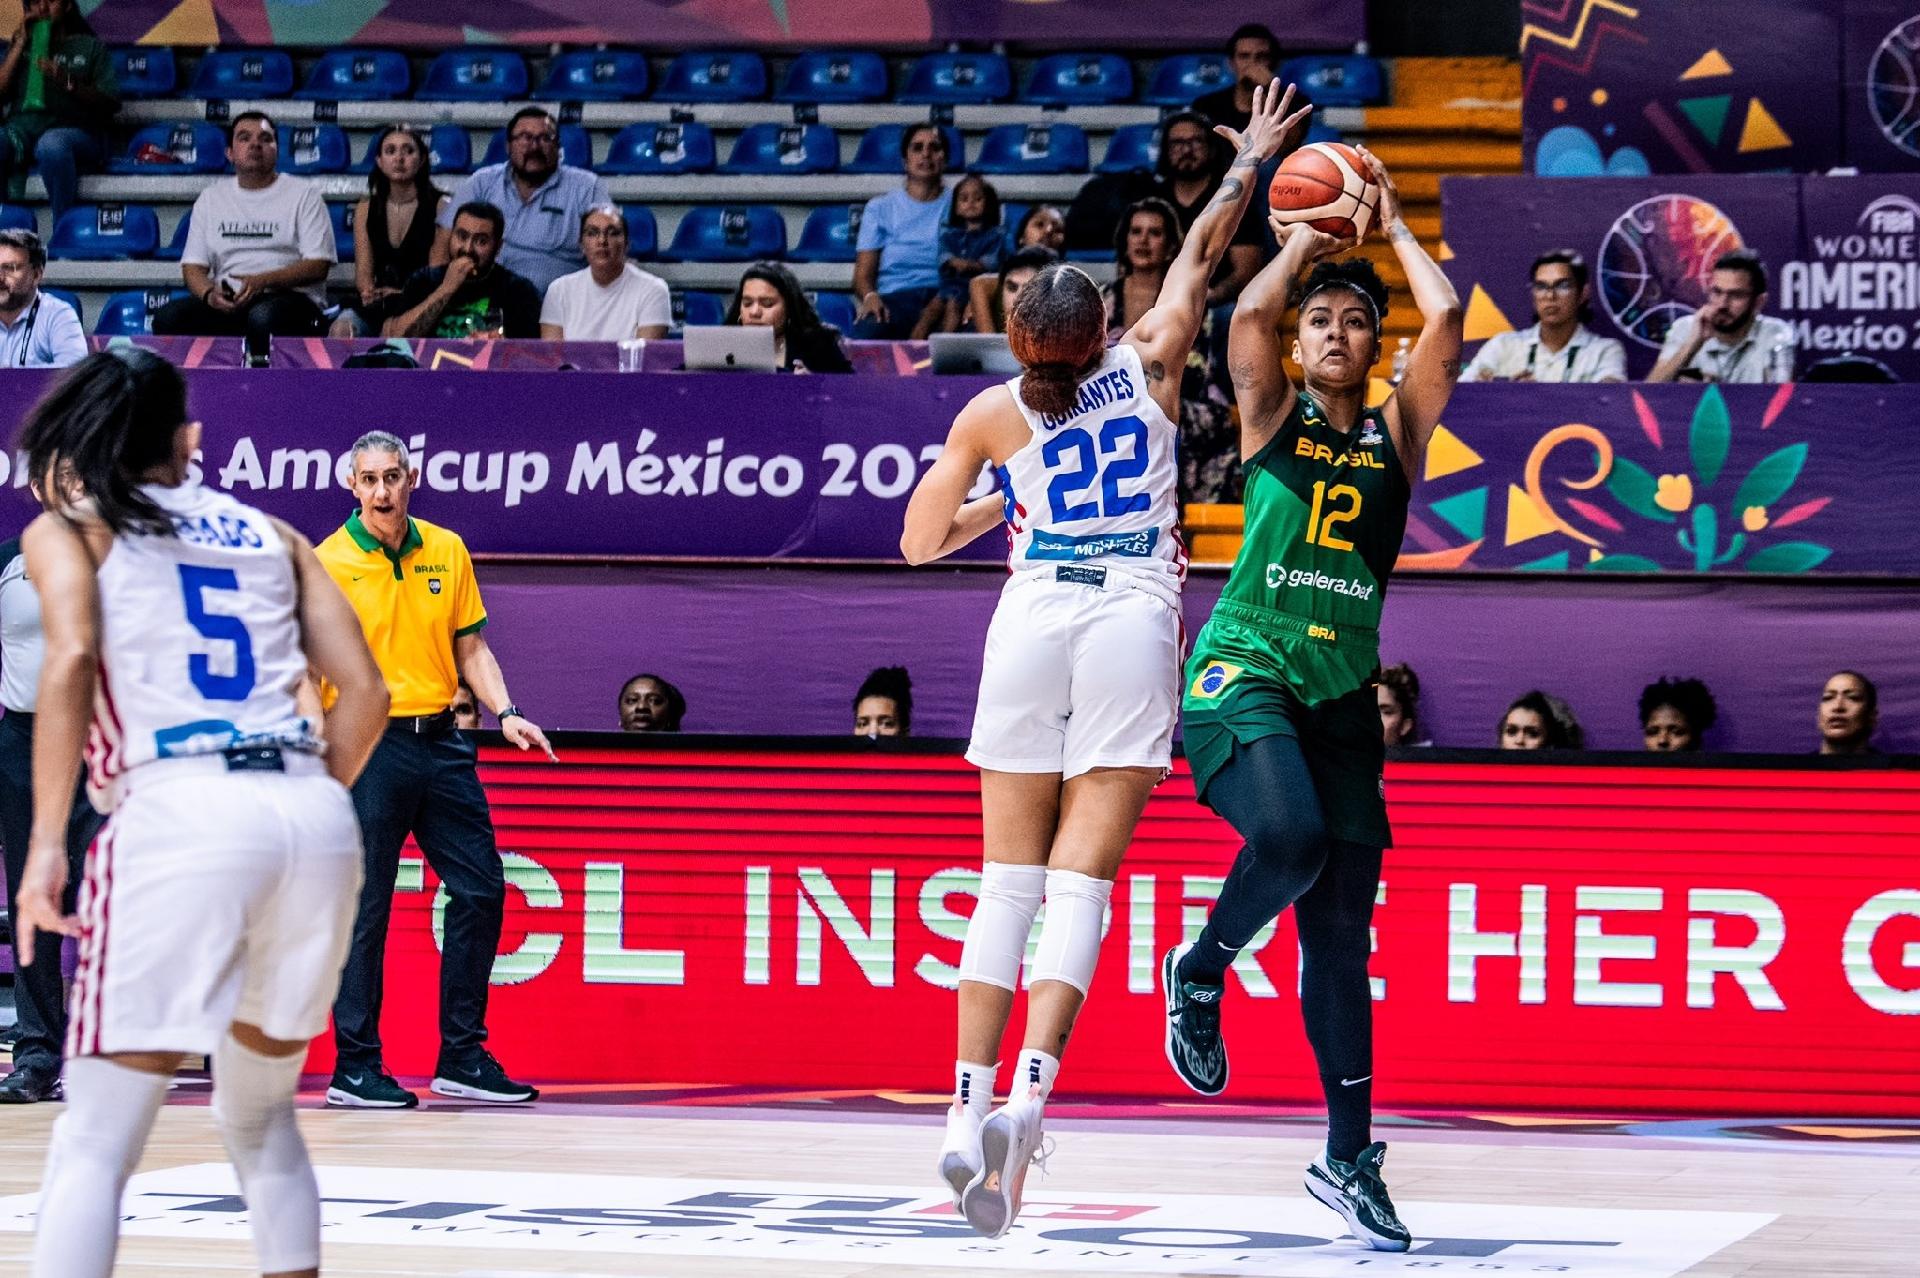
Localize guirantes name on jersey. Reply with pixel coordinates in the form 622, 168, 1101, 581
1037, 363, 1138, 431
1264, 562, 1376, 599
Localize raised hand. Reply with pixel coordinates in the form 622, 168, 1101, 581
1213, 81, 1314, 167
1271, 215, 1357, 264
1354, 144, 1404, 232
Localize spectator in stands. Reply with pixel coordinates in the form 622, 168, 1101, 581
1155, 111, 1262, 306
1640, 676, 1716, 752
385, 201, 541, 339
968, 207, 1062, 328
333, 124, 447, 337
1498, 690, 1583, 750
1464, 250, 1627, 384
1193, 22, 1310, 151
852, 122, 951, 340
853, 666, 912, 738
916, 174, 1004, 337
1377, 663, 1429, 748
1816, 670, 1879, 756
970, 245, 1056, 335
725, 261, 852, 373
0, 228, 83, 366
1010, 203, 1067, 256
153, 111, 335, 340
1648, 249, 1795, 383
619, 673, 685, 733
539, 205, 671, 341
0, 0, 116, 223
435, 105, 611, 296
1105, 197, 1183, 337
452, 680, 480, 731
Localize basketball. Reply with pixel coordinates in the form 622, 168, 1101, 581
1269, 141, 1380, 241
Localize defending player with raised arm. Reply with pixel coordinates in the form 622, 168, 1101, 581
900, 83, 1309, 1242
10, 349, 388, 1278
1161, 148, 1461, 1253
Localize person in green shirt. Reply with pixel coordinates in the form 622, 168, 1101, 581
0, 0, 117, 221
1160, 149, 1462, 1253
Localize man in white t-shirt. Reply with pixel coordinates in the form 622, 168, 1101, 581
1463, 249, 1626, 384
153, 111, 335, 340
538, 205, 670, 341
1648, 249, 1795, 384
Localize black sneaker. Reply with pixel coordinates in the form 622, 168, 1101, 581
326, 1063, 420, 1109
431, 1049, 538, 1104
1306, 1142, 1413, 1252
1162, 943, 1227, 1096
0, 1060, 61, 1103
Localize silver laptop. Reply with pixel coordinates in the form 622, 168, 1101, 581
683, 324, 778, 372
929, 332, 1021, 375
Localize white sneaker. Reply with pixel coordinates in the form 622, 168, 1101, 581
963, 1088, 1045, 1239
937, 1104, 985, 1210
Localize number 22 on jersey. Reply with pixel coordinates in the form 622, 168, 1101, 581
1043, 414, 1151, 524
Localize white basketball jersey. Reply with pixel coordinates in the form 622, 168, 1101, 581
998, 344, 1185, 602
86, 482, 315, 809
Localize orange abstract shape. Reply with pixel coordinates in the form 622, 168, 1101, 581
1742, 505, 1769, 532
1518, 423, 1614, 549
1655, 473, 1694, 512
1395, 540, 1484, 571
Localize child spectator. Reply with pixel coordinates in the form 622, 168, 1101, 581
917, 175, 1003, 338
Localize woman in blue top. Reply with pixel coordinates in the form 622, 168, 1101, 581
851, 123, 951, 340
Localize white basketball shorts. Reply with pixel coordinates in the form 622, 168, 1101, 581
967, 572, 1182, 779
67, 754, 363, 1058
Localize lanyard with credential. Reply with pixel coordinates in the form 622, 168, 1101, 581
4, 296, 41, 369
1524, 340, 1580, 382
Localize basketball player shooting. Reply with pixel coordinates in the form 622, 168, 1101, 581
901, 82, 1310, 1240
1163, 145, 1462, 1251
10, 350, 391, 1278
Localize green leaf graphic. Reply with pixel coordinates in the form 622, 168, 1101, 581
1606, 457, 1675, 522
1689, 386, 1730, 487
1586, 554, 1665, 573
1743, 541, 1832, 574
1731, 442, 1808, 514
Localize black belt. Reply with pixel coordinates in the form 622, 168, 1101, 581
389, 709, 456, 735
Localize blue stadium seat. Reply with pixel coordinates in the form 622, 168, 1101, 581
329, 202, 357, 262
296, 49, 410, 101
777, 51, 888, 103
658, 51, 767, 102
48, 205, 160, 260
155, 211, 190, 262
1280, 54, 1385, 107
95, 288, 188, 337
808, 291, 856, 333
1145, 54, 1231, 106
673, 290, 728, 329
845, 124, 965, 174
665, 205, 786, 262
538, 48, 650, 101
788, 204, 863, 263
428, 123, 472, 174
972, 123, 1090, 175
109, 46, 176, 99
900, 51, 1010, 104
107, 122, 228, 174
281, 124, 350, 175
600, 122, 716, 175
723, 123, 838, 175
0, 204, 34, 233
44, 288, 82, 325
1025, 54, 1133, 106
481, 124, 594, 171
1098, 123, 1160, 173
420, 49, 529, 101
1065, 246, 1110, 263
189, 49, 295, 98
618, 205, 659, 260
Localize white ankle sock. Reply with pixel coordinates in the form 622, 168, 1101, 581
212, 1035, 319, 1275
31, 1055, 170, 1278
954, 1060, 996, 1121
1013, 1048, 1059, 1103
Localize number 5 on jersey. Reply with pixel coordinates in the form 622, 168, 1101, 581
179, 564, 256, 700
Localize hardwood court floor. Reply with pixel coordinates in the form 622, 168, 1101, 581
0, 1094, 1916, 1277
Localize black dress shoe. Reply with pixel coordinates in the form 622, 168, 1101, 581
0, 1061, 61, 1103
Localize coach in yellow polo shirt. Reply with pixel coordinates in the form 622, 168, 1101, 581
316, 429, 554, 1111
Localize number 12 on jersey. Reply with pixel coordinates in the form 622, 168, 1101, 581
1044, 414, 1151, 524
1305, 481, 1361, 552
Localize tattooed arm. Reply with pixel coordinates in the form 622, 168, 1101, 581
1230, 219, 1354, 459
1360, 145, 1462, 474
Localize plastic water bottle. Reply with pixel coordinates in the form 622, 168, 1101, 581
1391, 337, 1411, 384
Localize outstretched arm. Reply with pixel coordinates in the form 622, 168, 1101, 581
1362, 145, 1462, 472
901, 391, 1006, 565
1230, 218, 1355, 458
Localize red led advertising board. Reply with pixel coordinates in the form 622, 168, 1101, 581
311, 741, 1920, 1116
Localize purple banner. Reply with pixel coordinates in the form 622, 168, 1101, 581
95, 337, 933, 376
1843, 1, 1920, 173
1443, 174, 1920, 382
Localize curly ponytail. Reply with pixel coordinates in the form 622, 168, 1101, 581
1007, 262, 1106, 417
18, 349, 188, 536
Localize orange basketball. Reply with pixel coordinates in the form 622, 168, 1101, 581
1268, 141, 1379, 241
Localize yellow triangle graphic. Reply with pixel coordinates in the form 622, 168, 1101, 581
1424, 424, 1483, 482
1680, 48, 1733, 80
1589, 546, 1604, 563
1779, 1125, 1919, 1140
1505, 483, 1560, 546
1438, 239, 1454, 261
1463, 284, 1513, 343
1737, 98, 1792, 152
142, 0, 220, 45
1473, 1114, 1615, 1127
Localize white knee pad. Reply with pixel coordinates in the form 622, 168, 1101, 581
212, 1036, 319, 1275
1029, 869, 1114, 995
958, 862, 1046, 991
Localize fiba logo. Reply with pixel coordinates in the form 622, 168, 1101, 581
1859, 194, 1920, 236
1596, 194, 1745, 348
1869, 16, 1920, 158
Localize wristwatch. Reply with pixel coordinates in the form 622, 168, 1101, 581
497, 704, 526, 722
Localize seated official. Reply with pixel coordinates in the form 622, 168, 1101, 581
539, 205, 670, 341
0, 229, 83, 367
725, 262, 852, 373
384, 201, 541, 340
1463, 250, 1626, 384
1648, 249, 1795, 383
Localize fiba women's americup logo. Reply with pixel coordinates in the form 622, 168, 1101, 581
1870, 15, 1920, 159
1597, 195, 1745, 349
